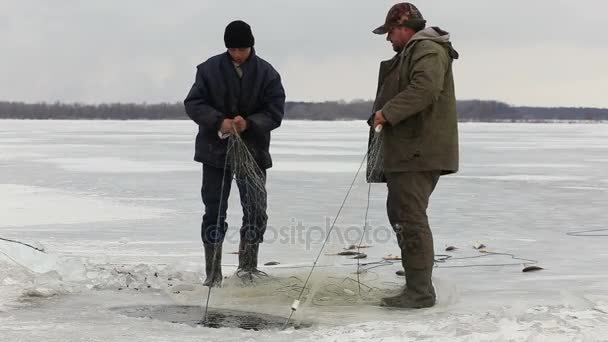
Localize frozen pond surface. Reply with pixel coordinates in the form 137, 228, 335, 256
1, 120, 608, 341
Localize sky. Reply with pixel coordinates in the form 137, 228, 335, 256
1, 0, 607, 107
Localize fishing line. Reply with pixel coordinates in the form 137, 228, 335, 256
202, 132, 235, 326
566, 229, 608, 237
203, 126, 271, 324
0, 237, 46, 253
282, 125, 384, 329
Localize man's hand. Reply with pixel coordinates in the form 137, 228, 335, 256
220, 118, 234, 134
373, 110, 387, 129
233, 116, 248, 134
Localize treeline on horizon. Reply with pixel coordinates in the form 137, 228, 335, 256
1, 100, 607, 122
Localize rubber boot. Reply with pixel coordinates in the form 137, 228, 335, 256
236, 241, 268, 282
382, 229, 436, 308
203, 244, 223, 287
381, 268, 436, 308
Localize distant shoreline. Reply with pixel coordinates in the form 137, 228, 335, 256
2, 100, 607, 122
1, 118, 606, 124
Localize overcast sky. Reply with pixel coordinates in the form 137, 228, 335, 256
2, 0, 607, 107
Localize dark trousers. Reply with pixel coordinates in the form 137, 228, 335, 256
201, 164, 268, 245
386, 171, 441, 298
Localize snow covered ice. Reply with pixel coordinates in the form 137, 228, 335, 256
1, 120, 608, 341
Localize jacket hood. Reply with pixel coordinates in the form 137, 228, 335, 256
405, 27, 459, 59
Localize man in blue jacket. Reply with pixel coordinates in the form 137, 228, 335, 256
184, 20, 286, 287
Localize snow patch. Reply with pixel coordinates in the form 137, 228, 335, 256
0, 184, 173, 227
36, 157, 195, 173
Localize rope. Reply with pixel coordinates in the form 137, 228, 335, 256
202, 124, 268, 325
434, 251, 538, 268
202, 133, 235, 325
282, 151, 369, 329
0, 237, 46, 253
282, 126, 384, 329
0, 237, 45, 273
356, 183, 372, 295
566, 229, 608, 237
342, 251, 538, 271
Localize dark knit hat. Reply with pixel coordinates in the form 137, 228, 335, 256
224, 20, 255, 48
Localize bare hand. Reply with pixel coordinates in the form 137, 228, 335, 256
220, 119, 234, 134
233, 116, 248, 134
374, 111, 387, 128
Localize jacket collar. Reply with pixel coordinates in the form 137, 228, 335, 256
223, 48, 257, 70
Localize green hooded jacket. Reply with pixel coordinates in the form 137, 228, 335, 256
368, 26, 460, 182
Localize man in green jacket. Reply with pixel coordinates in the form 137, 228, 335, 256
369, 3, 460, 308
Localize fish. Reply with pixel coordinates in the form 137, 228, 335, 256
351, 253, 367, 259
356, 244, 372, 249
445, 246, 458, 251
344, 244, 373, 250
473, 241, 486, 250
326, 251, 362, 256
522, 266, 544, 273
226, 251, 240, 255
264, 261, 280, 266
382, 254, 401, 261
395, 270, 405, 276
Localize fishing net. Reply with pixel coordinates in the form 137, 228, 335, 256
227, 132, 268, 222
366, 126, 385, 183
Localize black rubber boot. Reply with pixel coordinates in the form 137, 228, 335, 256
381, 269, 436, 308
380, 291, 435, 308
236, 241, 268, 282
203, 244, 223, 288
383, 228, 436, 309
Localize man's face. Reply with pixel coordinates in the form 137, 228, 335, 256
387, 26, 415, 52
228, 47, 252, 64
